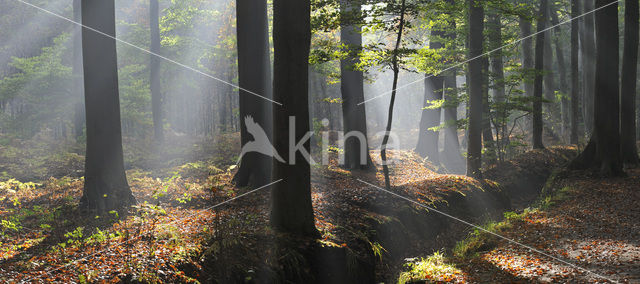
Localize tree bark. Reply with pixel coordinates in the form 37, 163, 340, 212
150, 0, 163, 141
80, 0, 135, 212
339, 0, 374, 170
582, 0, 596, 135
571, 0, 623, 176
467, 0, 484, 178
381, 0, 407, 190
233, 0, 274, 186
570, 0, 581, 145
271, 0, 318, 236
621, 0, 639, 165
532, 0, 548, 150
72, 0, 85, 141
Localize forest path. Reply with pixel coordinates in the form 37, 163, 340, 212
451, 169, 640, 283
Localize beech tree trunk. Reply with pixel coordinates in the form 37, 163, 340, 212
550, 3, 569, 141
488, 11, 505, 137
234, 0, 273, 186
519, 15, 534, 106
532, 0, 548, 149
271, 0, 318, 236
621, 0, 639, 165
570, 0, 580, 144
416, 27, 444, 164
467, 0, 484, 178
571, 0, 623, 176
150, 0, 163, 141
582, 0, 596, 135
80, 0, 135, 212
72, 0, 84, 141
339, 0, 374, 170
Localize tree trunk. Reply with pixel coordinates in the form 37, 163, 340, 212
72, 0, 85, 141
543, 20, 558, 130
519, 15, 534, 106
570, 0, 580, 145
571, 0, 623, 176
233, 0, 274, 186
271, 0, 318, 236
415, 27, 445, 164
339, 0, 374, 170
487, 11, 506, 151
80, 0, 135, 212
532, 0, 548, 150
621, 0, 639, 165
149, 0, 163, 141
550, 4, 569, 141
467, 0, 484, 178
442, 73, 464, 172
381, 0, 407, 190
582, 0, 596, 135
481, 57, 495, 162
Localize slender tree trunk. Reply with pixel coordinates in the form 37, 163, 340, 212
467, 0, 484, 178
519, 15, 534, 106
550, 4, 569, 141
570, 0, 580, 144
487, 11, 506, 151
234, 0, 273, 186
80, 0, 135, 212
582, 0, 596, 135
339, 0, 374, 170
150, 0, 163, 141
415, 27, 445, 164
571, 0, 623, 176
381, 0, 406, 190
532, 0, 548, 149
72, 0, 85, 141
271, 0, 318, 236
621, 0, 639, 165
543, 21, 558, 128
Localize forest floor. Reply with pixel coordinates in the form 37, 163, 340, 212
0, 135, 636, 283
399, 168, 640, 283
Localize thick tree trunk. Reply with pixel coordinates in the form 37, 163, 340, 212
271, 0, 318, 236
621, 0, 639, 165
339, 0, 373, 170
571, 0, 623, 176
415, 27, 445, 163
80, 0, 135, 212
481, 57, 495, 162
570, 0, 580, 145
150, 0, 163, 141
416, 74, 442, 163
467, 0, 484, 178
72, 0, 84, 141
233, 0, 273, 186
532, 0, 548, 150
442, 73, 464, 172
582, 0, 596, 135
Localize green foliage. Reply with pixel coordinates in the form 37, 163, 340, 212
0, 33, 74, 138
398, 251, 462, 284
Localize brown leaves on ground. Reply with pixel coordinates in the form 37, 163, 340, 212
452, 169, 640, 283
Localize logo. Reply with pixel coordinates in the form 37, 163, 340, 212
237, 116, 400, 166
